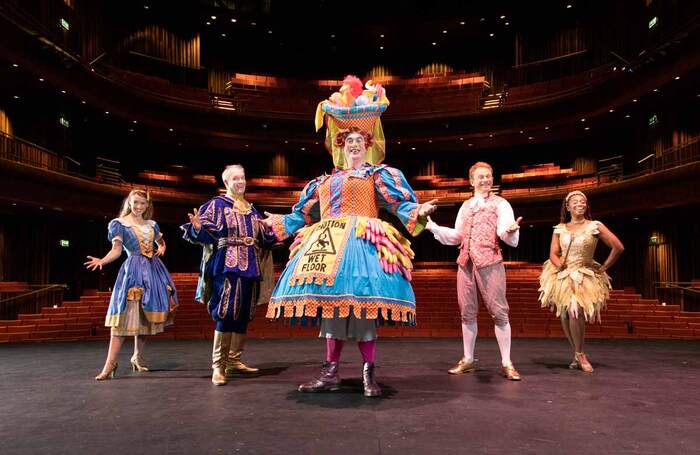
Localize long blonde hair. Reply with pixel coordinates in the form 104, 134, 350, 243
118, 189, 153, 219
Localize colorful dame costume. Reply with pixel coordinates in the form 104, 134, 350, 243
267, 80, 424, 329
266, 76, 428, 396
265, 163, 424, 326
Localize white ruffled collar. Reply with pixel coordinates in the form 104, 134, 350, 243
468, 192, 493, 209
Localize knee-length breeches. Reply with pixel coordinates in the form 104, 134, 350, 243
209, 274, 259, 333
457, 261, 509, 326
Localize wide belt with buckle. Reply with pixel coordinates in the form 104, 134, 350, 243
217, 237, 256, 248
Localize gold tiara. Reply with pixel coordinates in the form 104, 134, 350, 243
565, 190, 587, 202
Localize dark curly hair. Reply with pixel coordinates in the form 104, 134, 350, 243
560, 192, 592, 223
334, 126, 374, 148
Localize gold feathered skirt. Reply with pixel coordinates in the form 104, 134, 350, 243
538, 260, 611, 322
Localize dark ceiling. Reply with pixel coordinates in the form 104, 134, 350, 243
0, 0, 697, 180
100, 0, 651, 78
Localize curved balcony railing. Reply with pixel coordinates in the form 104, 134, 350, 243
97, 63, 617, 120
0, 132, 66, 172
1, 132, 698, 208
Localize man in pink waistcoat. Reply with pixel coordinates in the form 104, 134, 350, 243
426, 162, 523, 380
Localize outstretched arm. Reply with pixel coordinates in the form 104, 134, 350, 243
182, 202, 218, 245
374, 166, 433, 236
496, 200, 520, 248
260, 178, 321, 241
85, 241, 123, 271
426, 202, 467, 246
251, 208, 277, 248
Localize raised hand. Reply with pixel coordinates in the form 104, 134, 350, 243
84, 256, 103, 271
259, 211, 278, 229
426, 215, 438, 231
418, 198, 439, 217
507, 216, 523, 233
188, 207, 202, 231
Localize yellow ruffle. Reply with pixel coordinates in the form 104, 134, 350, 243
538, 260, 611, 321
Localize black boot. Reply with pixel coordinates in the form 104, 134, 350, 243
362, 362, 381, 397
298, 362, 341, 392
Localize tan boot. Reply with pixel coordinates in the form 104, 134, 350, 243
225, 333, 259, 376
212, 331, 232, 386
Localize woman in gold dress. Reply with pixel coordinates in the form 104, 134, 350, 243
538, 191, 624, 372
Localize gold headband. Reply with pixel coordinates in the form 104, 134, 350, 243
130, 189, 151, 202
565, 190, 587, 203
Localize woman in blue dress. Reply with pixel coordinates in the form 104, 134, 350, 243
86, 189, 177, 380
262, 77, 437, 396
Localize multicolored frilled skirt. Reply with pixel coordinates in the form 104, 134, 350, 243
267, 216, 417, 325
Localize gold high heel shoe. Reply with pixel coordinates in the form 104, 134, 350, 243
130, 355, 149, 372
95, 361, 118, 381
568, 357, 578, 369
574, 352, 594, 373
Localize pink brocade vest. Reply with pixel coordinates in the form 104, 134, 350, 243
456, 195, 504, 269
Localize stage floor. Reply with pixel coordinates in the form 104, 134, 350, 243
1, 338, 698, 454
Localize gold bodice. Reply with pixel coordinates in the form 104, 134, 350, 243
555, 221, 600, 268
131, 223, 155, 258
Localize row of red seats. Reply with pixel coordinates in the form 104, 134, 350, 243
1, 268, 699, 342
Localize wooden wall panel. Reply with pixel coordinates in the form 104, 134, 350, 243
121, 26, 200, 69
515, 28, 589, 66
208, 67, 231, 94
0, 109, 13, 136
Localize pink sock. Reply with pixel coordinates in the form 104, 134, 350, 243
357, 340, 376, 364
326, 338, 344, 362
